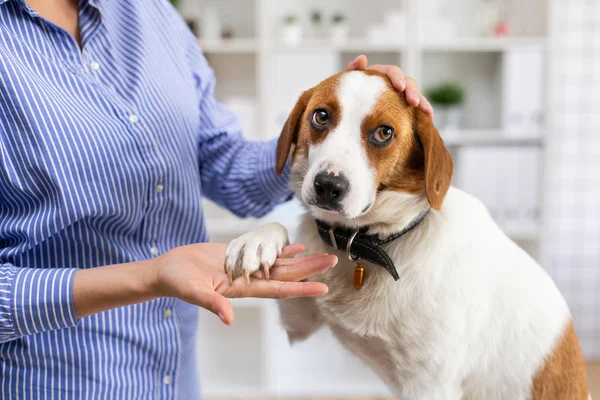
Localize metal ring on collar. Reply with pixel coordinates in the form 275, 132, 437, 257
347, 229, 360, 261
328, 228, 338, 249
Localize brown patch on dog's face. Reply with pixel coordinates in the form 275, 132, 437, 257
357, 74, 426, 197
289, 73, 343, 161
531, 320, 589, 400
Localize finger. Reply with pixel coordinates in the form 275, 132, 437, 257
196, 290, 234, 325
420, 95, 434, 118
404, 77, 421, 107
270, 255, 338, 282
244, 280, 329, 299
280, 244, 306, 258
250, 253, 333, 280
366, 64, 406, 91
273, 252, 330, 266
345, 54, 368, 71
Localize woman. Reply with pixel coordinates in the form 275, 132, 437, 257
0, 0, 433, 398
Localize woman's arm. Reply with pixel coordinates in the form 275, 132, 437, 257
73, 243, 335, 325
0, 243, 334, 343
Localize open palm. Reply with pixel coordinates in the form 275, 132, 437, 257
152, 242, 336, 325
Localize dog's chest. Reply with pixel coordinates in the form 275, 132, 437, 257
297, 223, 442, 375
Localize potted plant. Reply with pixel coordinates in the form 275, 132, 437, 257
425, 82, 465, 137
329, 12, 350, 44
310, 9, 325, 39
281, 14, 303, 46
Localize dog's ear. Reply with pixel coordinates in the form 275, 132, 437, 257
414, 110, 454, 210
276, 89, 314, 176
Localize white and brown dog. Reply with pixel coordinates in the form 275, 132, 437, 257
225, 70, 590, 399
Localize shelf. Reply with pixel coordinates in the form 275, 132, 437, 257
198, 38, 258, 54
422, 36, 547, 52
198, 37, 546, 54
443, 130, 544, 147
273, 38, 405, 53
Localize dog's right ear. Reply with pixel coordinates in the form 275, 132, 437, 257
276, 89, 314, 176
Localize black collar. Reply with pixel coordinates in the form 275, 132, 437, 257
315, 208, 431, 281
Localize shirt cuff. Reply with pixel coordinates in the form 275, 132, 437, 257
256, 138, 293, 203
11, 267, 79, 336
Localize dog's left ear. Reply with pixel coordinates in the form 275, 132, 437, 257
414, 110, 454, 210
276, 88, 314, 176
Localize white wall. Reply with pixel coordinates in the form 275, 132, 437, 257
544, 0, 600, 359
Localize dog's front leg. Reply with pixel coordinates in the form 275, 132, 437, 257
278, 296, 324, 344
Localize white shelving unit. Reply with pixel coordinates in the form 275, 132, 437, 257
183, 0, 550, 397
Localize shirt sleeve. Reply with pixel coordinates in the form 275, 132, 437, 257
180, 23, 292, 218
0, 264, 78, 343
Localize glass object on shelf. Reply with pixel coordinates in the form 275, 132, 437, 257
476, 0, 511, 36
310, 9, 325, 39
426, 82, 465, 138
329, 12, 350, 44
280, 14, 303, 46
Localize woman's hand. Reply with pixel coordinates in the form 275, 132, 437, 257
346, 54, 434, 118
150, 243, 336, 325
73, 243, 336, 326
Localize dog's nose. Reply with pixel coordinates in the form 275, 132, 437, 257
313, 171, 349, 207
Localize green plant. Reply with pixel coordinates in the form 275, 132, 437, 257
311, 10, 322, 24
331, 12, 346, 24
283, 14, 298, 25
425, 82, 465, 106
170, 0, 182, 10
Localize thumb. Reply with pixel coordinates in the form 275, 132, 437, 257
196, 289, 235, 326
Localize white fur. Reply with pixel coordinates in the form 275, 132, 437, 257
229, 72, 582, 399
289, 187, 572, 399
301, 72, 387, 219
224, 222, 288, 280
231, 189, 573, 399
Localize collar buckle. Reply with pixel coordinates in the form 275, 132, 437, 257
346, 229, 360, 261
328, 227, 338, 249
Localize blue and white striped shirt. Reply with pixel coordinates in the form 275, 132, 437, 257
0, 0, 290, 398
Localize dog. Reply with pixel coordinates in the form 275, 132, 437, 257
224, 70, 590, 400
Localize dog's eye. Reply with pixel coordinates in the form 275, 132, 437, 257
311, 109, 330, 129
371, 126, 395, 145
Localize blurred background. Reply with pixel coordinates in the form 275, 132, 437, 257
174, 0, 599, 398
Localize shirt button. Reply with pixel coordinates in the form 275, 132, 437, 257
150, 247, 159, 256
129, 114, 139, 124
163, 308, 172, 318
163, 374, 173, 385
89, 61, 100, 71
155, 184, 164, 194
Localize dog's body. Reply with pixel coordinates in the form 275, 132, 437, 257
225, 70, 589, 399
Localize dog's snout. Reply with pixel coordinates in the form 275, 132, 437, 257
314, 171, 349, 207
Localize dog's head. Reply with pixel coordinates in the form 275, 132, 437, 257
276, 70, 453, 226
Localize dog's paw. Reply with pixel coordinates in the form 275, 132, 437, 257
225, 222, 289, 284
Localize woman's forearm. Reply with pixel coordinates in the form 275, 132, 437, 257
72, 260, 158, 319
